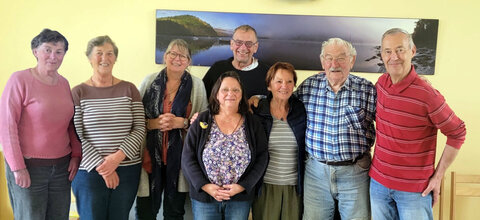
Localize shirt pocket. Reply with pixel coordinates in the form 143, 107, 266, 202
344, 106, 364, 130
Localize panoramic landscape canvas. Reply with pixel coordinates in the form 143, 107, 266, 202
156, 10, 439, 74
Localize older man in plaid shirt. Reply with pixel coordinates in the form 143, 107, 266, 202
296, 38, 376, 220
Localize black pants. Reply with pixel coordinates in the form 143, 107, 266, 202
136, 165, 187, 220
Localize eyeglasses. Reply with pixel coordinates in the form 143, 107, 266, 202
220, 88, 242, 94
322, 55, 349, 64
166, 51, 189, 61
231, 39, 257, 48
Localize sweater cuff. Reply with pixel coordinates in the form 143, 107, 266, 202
446, 139, 464, 149
84, 157, 104, 172
6, 159, 26, 172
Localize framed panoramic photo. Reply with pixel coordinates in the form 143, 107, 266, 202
156, 10, 438, 74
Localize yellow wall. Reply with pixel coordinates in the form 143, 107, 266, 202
0, 152, 12, 219
1, 0, 479, 219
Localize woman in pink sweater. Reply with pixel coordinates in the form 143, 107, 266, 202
0, 29, 82, 220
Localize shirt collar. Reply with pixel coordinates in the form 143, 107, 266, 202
240, 57, 258, 71
320, 73, 352, 93
385, 65, 417, 93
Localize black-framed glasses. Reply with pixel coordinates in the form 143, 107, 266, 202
231, 39, 257, 48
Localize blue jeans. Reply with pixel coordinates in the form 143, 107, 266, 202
72, 163, 141, 220
370, 178, 433, 220
303, 154, 371, 220
191, 199, 251, 220
5, 159, 71, 220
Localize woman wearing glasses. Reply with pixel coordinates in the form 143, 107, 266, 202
136, 39, 208, 219
182, 71, 268, 220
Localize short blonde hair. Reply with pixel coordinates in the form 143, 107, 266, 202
163, 39, 191, 64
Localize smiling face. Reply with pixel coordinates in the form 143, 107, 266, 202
268, 68, 295, 102
230, 29, 258, 68
217, 77, 243, 110
89, 43, 116, 76
164, 45, 190, 74
320, 43, 355, 85
381, 32, 416, 82
33, 42, 66, 73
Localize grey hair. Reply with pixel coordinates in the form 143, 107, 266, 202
163, 39, 191, 64
320, 38, 357, 58
233, 24, 258, 41
85, 35, 118, 58
382, 28, 415, 49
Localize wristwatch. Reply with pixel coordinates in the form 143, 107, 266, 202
183, 117, 189, 129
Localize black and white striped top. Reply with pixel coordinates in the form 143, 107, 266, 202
263, 118, 298, 185
72, 81, 145, 172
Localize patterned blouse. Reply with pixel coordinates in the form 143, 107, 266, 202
202, 120, 251, 186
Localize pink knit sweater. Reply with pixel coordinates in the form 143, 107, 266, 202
0, 69, 81, 171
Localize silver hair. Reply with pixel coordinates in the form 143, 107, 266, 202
234, 25, 258, 41
85, 35, 118, 58
381, 28, 415, 49
320, 38, 357, 58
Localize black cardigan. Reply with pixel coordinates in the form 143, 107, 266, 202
181, 110, 268, 202
252, 94, 307, 195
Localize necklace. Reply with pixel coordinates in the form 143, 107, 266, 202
165, 81, 180, 102
233, 116, 243, 131
270, 102, 289, 121
91, 76, 114, 87
215, 115, 243, 134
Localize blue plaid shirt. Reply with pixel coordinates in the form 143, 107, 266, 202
295, 73, 376, 161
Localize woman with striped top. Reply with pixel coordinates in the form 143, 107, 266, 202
71, 35, 146, 220
252, 62, 307, 220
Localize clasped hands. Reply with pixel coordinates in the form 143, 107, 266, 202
147, 113, 184, 131
202, 183, 245, 202
96, 150, 125, 189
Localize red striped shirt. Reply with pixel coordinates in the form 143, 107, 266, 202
370, 67, 466, 192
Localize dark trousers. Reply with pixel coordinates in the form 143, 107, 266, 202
6, 159, 71, 220
136, 165, 187, 220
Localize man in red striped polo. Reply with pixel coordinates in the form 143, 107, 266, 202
369, 28, 466, 220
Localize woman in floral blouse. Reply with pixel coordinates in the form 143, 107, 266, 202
182, 71, 268, 220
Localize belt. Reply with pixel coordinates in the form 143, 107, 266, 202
24, 154, 71, 167
318, 153, 365, 166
